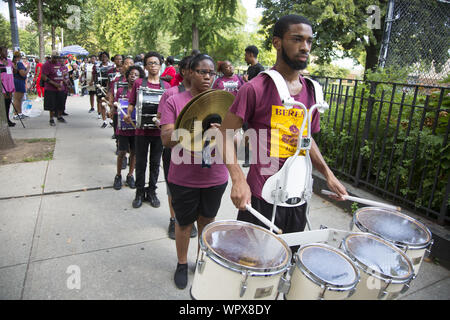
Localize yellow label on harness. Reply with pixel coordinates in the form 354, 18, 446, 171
270, 105, 307, 158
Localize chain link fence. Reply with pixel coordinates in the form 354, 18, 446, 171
379, 0, 450, 87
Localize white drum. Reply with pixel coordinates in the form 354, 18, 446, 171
342, 233, 415, 300
191, 220, 291, 300
285, 243, 360, 300
85, 63, 95, 91
351, 207, 433, 275
136, 87, 164, 129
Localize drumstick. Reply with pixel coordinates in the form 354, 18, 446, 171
245, 204, 283, 234
152, 117, 160, 126
321, 189, 401, 211
116, 104, 137, 129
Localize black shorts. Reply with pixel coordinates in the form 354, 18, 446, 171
168, 182, 228, 226
44, 90, 66, 112
237, 196, 307, 234
117, 135, 135, 152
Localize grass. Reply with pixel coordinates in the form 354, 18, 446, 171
25, 138, 56, 143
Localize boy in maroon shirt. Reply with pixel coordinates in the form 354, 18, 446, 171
124, 51, 169, 209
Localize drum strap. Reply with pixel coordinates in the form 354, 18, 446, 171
142, 77, 165, 90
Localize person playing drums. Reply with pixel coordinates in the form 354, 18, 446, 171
124, 51, 170, 209
220, 15, 348, 245
160, 54, 229, 290
93, 51, 114, 128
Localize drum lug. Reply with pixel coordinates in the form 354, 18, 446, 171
318, 285, 328, 300
425, 239, 434, 258
378, 279, 392, 300
347, 287, 356, 299
400, 282, 410, 295
197, 252, 206, 274
277, 273, 291, 295
240, 271, 250, 298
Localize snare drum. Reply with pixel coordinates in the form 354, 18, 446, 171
117, 99, 135, 131
85, 63, 95, 91
191, 220, 291, 300
96, 66, 110, 96
136, 87, 164, 129
351, 207, 433, 275
342, 233, 414, 300
285, 243, 360, 300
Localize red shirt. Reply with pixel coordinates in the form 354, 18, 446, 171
161, 65, 177, 87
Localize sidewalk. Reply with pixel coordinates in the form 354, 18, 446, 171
0, 95, 449, 300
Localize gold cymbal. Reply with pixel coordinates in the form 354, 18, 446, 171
175, 89, 235, 152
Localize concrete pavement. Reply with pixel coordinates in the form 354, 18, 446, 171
0, 95, 449, 300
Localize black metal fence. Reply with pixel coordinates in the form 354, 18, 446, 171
311, 76, 449, 225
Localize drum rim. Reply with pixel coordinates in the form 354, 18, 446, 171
354, 207, 432, 249
200, 220, 292, 275
342, 233, 415, 283
295, 243, 360, 291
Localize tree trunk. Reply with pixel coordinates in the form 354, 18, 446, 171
191, 4, 199, 51
0, 78, 15, 150
51, 25, 56, 51
192, 23, 199, 51
37, 0, 44, 61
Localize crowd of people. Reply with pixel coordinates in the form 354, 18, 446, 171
2, 14, 348, 292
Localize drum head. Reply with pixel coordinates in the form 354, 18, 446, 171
298, 244, 358, 287
201, 220, 291, 273
355, 207, 431, 248
343, 233, 413, 281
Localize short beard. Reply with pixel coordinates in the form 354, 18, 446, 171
281, 46, 308, 71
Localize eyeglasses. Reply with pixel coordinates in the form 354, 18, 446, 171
146, 62, 160, 66
195, 69, 217, 77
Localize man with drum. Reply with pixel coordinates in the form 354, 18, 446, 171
93, 51, 114, 128
220, 15, 348, 245
124, 51, 170, 209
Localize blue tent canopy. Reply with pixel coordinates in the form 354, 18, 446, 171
60, 45, 89, 56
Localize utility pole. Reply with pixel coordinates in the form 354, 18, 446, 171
7, 0, 20, 52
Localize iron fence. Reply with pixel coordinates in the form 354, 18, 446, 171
311, 76, 450, 225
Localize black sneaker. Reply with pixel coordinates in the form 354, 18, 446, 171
125, 175, 136, 189
8, 121, 16, 127
190, 223, 198, 238
132, 189, 145, 208
168, 218, 175, 240
101, 122, 107, 128
49, 119, 56, 126
174, 263, 188, 289
147, 191, 160, 208
62, 112, 69, 116
121, 156, 127, 170
113, 175, 122, 190
242, 162, 250, 168
57, 117, 66, 123
88, 108, 95, 113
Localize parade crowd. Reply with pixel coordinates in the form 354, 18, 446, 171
1, 14, 348, 291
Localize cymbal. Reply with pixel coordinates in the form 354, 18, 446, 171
175, 89, 235, 152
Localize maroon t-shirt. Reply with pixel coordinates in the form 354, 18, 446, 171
42, 60, 64, 92
229, 71, 319, 200
159, 90, 229, 188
